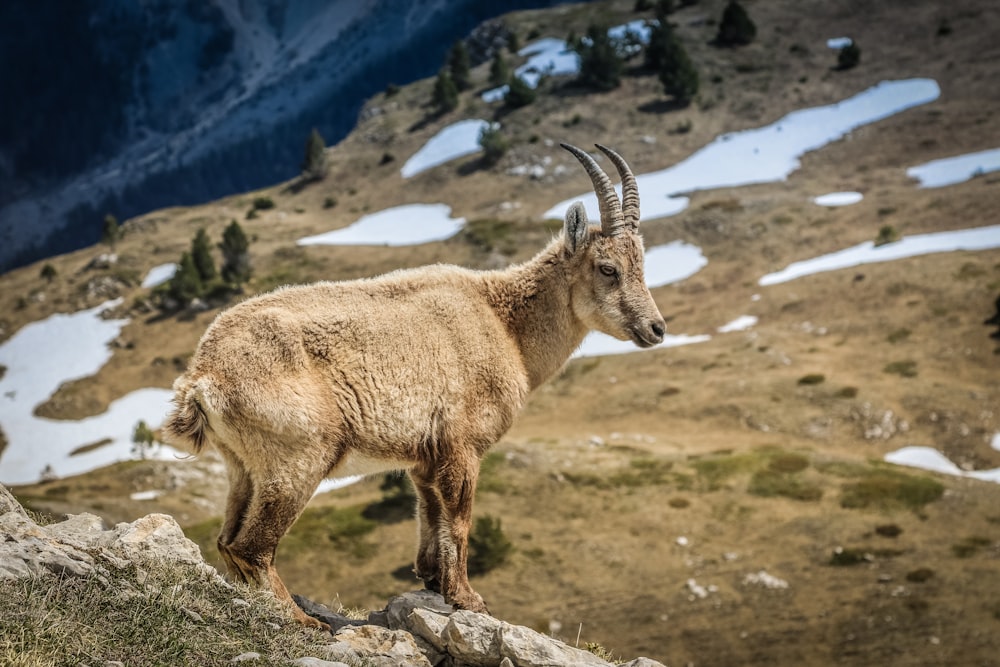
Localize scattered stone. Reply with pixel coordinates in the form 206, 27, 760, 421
291, 658, 349, 667
230, 652, 260, 662
293, 594, 367, 633
743, 570, 789, 590
181, 606, 204, 623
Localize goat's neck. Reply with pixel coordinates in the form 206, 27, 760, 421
484, 239, 588, 390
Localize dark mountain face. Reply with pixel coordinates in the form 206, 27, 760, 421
0, 0, 577, 273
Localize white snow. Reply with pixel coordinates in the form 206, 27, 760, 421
813, 191, 863, 207
481, 20, 652, 103
827, 37, 853, 49
545, 79, 941, 223
0, 300, 180, 485
644, 240, 708, 287
130, 490, 163, 501
141, 263, 178, 288
885, 446, 1000, 484
297, 204, 465, 247
718, 315, 758, 333
906, 148, 1000, 188
758, 224, 1000, 286
313, 476, 365, 497
573, 331, 711, 358
743, 570, 789, 589
992, 433, 1000, 452
401, 120, 493, 178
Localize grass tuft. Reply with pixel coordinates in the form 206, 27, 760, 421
840, 469, 943, 511
0, 561, 331, 666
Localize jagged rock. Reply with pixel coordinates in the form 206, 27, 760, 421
291, 658, 350, 667
0, 484, 27, 517
96, 513, 206, 569
230, 652, 261, 662
385, 589, 454, 630
85, 253, 118, 270
0, 511, 97, 579
620, 659, 668, 667
320, 625, 433, 667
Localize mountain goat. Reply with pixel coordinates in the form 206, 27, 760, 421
162, 143, 666, 628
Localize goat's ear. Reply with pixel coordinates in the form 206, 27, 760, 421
563, 202, 590, 255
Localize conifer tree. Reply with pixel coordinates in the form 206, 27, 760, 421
448, 41, 472, 91
169, 252, 203, 304
489, 51, 510, 87
504, 75, 536, 108
716, 0, 756, 46
40, 263, 57, 283
432, 70, 459, 113
219, 220, 251, 286
573, 24, 623, 91
646, 15, 700, 105
478, 124, 509, 166
101, 213, 121, 250
301, 128, 328, 181
190, 228, 217, 283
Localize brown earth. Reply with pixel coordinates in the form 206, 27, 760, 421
5, 0, 1000, 664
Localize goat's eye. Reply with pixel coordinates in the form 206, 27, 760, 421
598, 265, 618, 278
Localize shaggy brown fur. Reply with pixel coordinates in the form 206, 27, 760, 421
162, 144, 666, 628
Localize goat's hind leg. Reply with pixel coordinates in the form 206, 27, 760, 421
409, 471, 443, 593
217, 458, 253, 582
225, 463, 329, 630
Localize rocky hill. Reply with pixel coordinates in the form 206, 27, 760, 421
2, 0, 1000, 664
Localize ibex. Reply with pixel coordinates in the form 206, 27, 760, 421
162, 143, 666, 628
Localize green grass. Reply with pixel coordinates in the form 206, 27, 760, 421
797, 373, 825, 386
839, 468, 944, 511
883, 360, 918, 378
951, 536, 992, 558
0, 562, 333, 666
748, 469, 822, 501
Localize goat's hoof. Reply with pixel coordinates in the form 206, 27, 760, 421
421, 577, 442, 594
451, 592, 490, 615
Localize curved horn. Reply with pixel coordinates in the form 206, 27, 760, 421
560, 142, 624, 236
595, 144, 639, 231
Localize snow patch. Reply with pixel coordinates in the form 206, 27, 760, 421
0, 299, 180, 485
718, 315, 758, 333
141, 263, 178, 288
813, 191, 863, 207
906, 148, 1000, 188
885, 446, 1000, 484
574, 332, 710, 359
827, 37, 853, 49
297, 204, 465, 247
759, 224, 1000, 286
545, 79, 940, 223
644, 241, 708, 287
401, 120, 493, 178
743, 570, 789, 589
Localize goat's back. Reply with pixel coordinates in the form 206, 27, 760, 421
164, 265, 529, 461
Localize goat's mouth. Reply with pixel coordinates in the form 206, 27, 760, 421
630, 326, 662, 348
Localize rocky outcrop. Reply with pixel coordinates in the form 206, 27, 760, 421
294, 590, 667, 667
0, 484, 667, 667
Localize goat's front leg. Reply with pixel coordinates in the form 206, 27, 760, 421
434, 456, 489, 614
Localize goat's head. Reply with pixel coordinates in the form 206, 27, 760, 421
560, 143, 666, 348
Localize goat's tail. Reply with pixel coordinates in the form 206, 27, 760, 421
161, 376, 214, 455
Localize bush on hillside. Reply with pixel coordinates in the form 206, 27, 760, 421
715, 0, 756, 46
489, 52, 510, 86
572, 24, 624, 91
300, 128, 328, 182
448, 41, 472, 91
504, 75, 536, 108
479, 124, 509, 166
101, 213, 121, 250
219, 220, 251, 287
432, 70, 459, 114
837, 42, 861, 69
647, 17, 700, 104
468, 515, 513, 575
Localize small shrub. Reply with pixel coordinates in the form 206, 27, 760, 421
875, 523, 903, 538
798, 373, 825, 386
715, 0, 756, 46
572, 23, 624, 91
432, 70, 459, 114
830, 547, 870, 566
669, 497, 691, 509
936, 18, 952, 37
884, 360, 918, 377
468, 515, 513, 575
875, 224, 899, 246
836, 386, 859, 399
131, 420, 156, 459
323, 197, 337, 209
504, 75, 536, 109
251, 197, 275, 211
906, 567, 935, 583
489, 52, 510, 87
634, 0, 654, 10
887, 328, 911, 344
379, 152, 396, 165
40, 263, 58, 283
952, 536, 992, 558
478, 124, 509, 167
384, 82, 400, 97
837, 42, 861, 70
300, 128, 328, 181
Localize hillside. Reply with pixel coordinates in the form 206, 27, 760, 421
3, 0, 1000, 664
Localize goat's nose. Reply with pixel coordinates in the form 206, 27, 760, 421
650, 320, 666, 341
